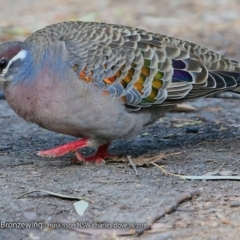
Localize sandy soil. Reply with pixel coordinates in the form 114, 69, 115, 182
0, 1, 240, 239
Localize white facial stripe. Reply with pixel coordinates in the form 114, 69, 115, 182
2, 50, 27, 75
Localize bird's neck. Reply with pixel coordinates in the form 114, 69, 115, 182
3, 48, 80, 124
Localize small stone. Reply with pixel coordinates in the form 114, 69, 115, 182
186, 127, 199, 133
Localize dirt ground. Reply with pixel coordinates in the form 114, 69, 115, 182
1, 0, 240, 239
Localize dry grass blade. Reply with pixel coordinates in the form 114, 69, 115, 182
151, 162, 185, 179
17, 189, 93, 203
184, 176, 240, 180
152, 162, 240, 181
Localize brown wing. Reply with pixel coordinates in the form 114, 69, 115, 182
25, 21, 240, 108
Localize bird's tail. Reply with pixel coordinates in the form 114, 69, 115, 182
208, 71, 240, 99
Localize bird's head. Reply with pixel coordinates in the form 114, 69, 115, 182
0, 41, 28, 82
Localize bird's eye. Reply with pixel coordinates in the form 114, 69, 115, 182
0, 58, 8, 70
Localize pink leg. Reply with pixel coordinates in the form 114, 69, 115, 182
37, 140, 115, 164
37, 139, 88, 158
76, 143, 115, 163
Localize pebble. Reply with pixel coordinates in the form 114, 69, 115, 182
186, 127, 199, 133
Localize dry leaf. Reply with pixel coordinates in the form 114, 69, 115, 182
173, 104, 198, 112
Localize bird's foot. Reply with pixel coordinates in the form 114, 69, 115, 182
37, 140, 114, 164
74, 143, 115, 164
37, 138, 89, 158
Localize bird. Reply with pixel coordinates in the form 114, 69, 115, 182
0, 21, 240, 163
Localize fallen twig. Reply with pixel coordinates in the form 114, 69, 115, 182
127, 156, 138, 176
17, 189, 93, 203
135, 189, 200, 236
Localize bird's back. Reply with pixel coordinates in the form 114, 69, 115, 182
24, 21, 240, 110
